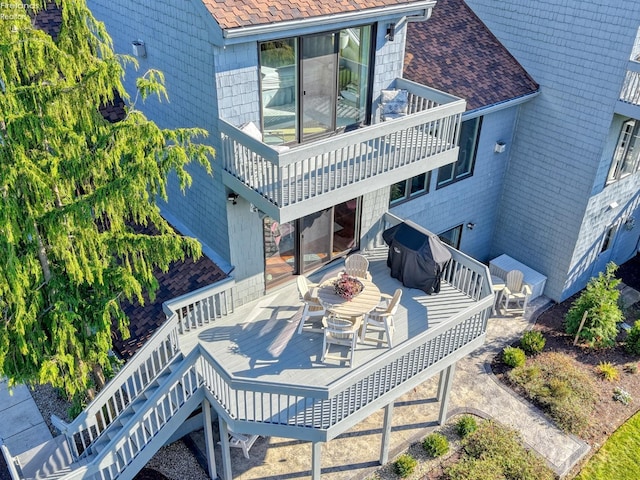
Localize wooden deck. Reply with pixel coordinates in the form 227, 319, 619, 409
179, 251, 476, 389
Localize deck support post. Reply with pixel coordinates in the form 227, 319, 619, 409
437, 367, 445, 401
202, 399, 217, 479
219, 418, 233, 480
438, 363, 456, 425
380, 402, 394, 465
311, 441, 322, 479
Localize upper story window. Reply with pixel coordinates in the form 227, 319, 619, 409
390, 172, 430, 205
259, 26, 373, 145
607, 119, 640, 183
436, 117, 482, 188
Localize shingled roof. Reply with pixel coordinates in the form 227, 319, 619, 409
404, 0, 538, 111
115, 250, 227, 360
202, 0, 425, 30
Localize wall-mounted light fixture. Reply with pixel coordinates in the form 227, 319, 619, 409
494, 141, 506, 153
227, 192, 239, 205
608, 201, 619, 211
132, 40, 146, 58
466, 222, 476, 230
386, 23, 396, 41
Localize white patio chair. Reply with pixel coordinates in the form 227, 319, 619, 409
296, 276, 326, 333
221, 430, 260, 459
360, 289, 402, 348
344, 253, 371, 280
500, 270, 532, 313
321, 315, 360, 367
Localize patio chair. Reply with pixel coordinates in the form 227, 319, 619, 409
500, 270, 532, 313
321, 315, 360, 367
296, 275, 326, 334
221, 430, 260, 459
344, 253, 371, 280
360, 289, 402, 348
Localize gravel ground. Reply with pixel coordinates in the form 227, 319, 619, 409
29, 383, 209, 480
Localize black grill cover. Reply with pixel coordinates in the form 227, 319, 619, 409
382, 223, 452, 294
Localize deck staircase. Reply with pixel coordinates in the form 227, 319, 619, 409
5, 279, 236, 480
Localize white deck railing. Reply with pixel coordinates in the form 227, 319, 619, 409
221, 79, 464, 210
53, 277, 236, 461
194, 255, 492, 441
619, 59, 640, 106
162, 277, 235, 334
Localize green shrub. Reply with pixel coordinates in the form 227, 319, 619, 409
502, 346, 526, 368
613, 387, 632, 405
520, 330, 546, 356
507, 352, 597, 435
445, 456, 504, 480
564, 262, 623, 348
449, 421, 555, 480
422, 432, 449, 457
624, 362, 638, 374
596, 361, 620, 381
455, 415, 478, 438
625, 320, 640, 355
394, 453, 417, 478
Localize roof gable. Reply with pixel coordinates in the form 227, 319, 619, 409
404, 0, 538, 111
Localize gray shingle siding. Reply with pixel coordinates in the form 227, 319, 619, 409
391, 107, 517, 262
467, 0, 640, 300
88, 0, 230, 260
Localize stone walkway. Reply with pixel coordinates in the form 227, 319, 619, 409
0, 380, 53, 479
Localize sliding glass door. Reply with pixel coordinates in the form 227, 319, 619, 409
301, 33, 337, 141
263, 199, 361, 288
259, 25, 373, 146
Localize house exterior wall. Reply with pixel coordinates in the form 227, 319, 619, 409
390, 107, 518, 262
87, 0, 232, 261
466, 0, 640, 301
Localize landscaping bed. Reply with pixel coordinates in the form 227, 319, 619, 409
493, 256, 640, 478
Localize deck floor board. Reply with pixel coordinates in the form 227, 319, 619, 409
179, 252, 475, 388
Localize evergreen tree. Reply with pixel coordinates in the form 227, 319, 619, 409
565, 262, 623, 348
0, 0, 214, 399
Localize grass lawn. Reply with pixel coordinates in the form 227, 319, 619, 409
575, 410, 640, 479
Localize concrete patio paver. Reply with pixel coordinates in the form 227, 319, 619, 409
0, 379, 52, 460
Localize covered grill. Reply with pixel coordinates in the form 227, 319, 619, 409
382, 222, 452, 294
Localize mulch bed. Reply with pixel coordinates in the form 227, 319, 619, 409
133, 468, 171, 480
492, 255, 640, 477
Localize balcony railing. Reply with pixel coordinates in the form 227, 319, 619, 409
221, 78, 465, 222
620, 60, 640, 105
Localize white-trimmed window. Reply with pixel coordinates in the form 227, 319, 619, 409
608, 119, 640, 183
390, 172, 430, 205
437, 117, 482, 188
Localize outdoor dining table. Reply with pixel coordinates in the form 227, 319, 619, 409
316, 276, 381, 321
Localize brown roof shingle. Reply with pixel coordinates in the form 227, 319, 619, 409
404, 0, 538, 111
203, 0, 425, 30
115, 247, 228, 360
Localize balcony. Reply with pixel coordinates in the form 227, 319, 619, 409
221, 79, 465, 223
617, 59, 640, 118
